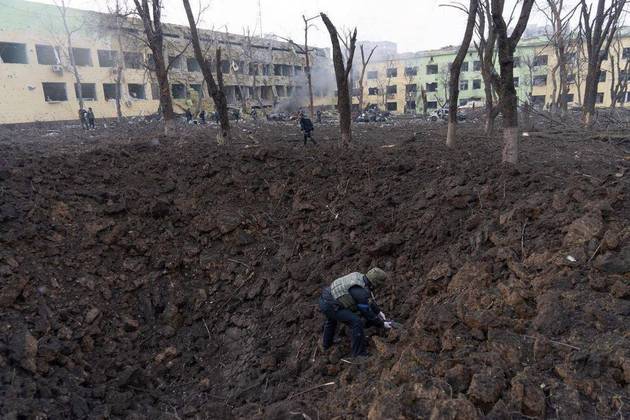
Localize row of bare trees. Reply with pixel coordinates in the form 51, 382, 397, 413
445, 0, 627, 164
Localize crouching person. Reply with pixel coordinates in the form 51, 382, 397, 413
318, 268, 392, 357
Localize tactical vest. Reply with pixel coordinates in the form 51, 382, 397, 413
330, 272, 366, 311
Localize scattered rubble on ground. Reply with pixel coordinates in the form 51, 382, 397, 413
0, 121, 629, 419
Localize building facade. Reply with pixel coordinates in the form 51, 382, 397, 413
361, 29, 630, 114
0, 0, 335, 124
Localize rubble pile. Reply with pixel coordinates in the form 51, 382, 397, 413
0, 123, 628, 419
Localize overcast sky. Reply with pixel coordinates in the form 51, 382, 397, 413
31, 0, 554, 53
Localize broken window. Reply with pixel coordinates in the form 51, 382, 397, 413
262, 64, 271, 76
513, 57, 521, 67
103, 83, 120, 100
531, 95, 545, 107
459, 80, 468, 91
186, 57, 200, 72
151, 83, 159, 100
249, 62, 259, 76
36, 45, 60, 65
42, 82, 67, 102
189, 84, 203, 98
97, 50, 118, 67
514, 77, 519, 87
367, 70, 378, 80
147, 54, 155, 71
171, 83, 186, 99
426, 82, 438, 92
533, 75, 547, 86
386, 85, 397, 95
274, 64, 282, 76
426, 64, 438, 75
404, 66, 417, 76
128, 83, 146, 99
386, 102, 397, 111
169, 55, 183, 70
221, 60, 230, 74
472, 79, 481, 89
368, 87, 378, 95
233, 60, 245, 74
0, 42, 28, 64
473, 61, 481, 71
275, 86, 286, 97
461, 62, 469, 72
597, 70, 606, 83
386, 67, 398, 77
426, 101, 437, 109
71, 48, 92, 66
124, 52, 143, 69
533, 55, 548, 66
74, 83, 97, 100
596, 92, 604, 104
261, 86, 272, 100
405, 84, 417, 93
567, 73, 576, 83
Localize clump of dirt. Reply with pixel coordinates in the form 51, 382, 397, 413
0, 122, 629, 419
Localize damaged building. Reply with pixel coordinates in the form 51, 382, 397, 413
0, 0, 335, 124
360, 30, 630, 114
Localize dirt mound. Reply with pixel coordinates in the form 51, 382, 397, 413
1, 123, 629, 419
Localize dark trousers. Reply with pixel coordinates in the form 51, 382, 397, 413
319, 297, 365, 356
88, 118, 95, 129
303, 130, 316, 145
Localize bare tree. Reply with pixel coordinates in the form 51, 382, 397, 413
420, 85, 429, 116
132, 0, 175, 134
320, 13, 357, 145
103, 0, 132, 121
54, 0, 85, 110
579, 0, 627, 126
609, 33, 630, 107
539, 1, 580, 114
446, 0, 479, 148
474, 0, 501, 134
182, 0, 231, 143
491, 0, 536, 164
277, 15, 319, 119
357, 45, 377, 112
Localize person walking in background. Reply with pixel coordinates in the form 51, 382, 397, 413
299, 112, 317, 146
78, 108, 89, 130
87, 108, 96, 129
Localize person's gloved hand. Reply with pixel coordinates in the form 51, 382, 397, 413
378, 312, 387, 321
383, 321, 393, 329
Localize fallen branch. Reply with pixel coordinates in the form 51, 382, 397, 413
288, 382, 335, 400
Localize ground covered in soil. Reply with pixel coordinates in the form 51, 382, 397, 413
1, 119, 629, 419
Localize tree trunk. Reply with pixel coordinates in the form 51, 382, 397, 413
492, 0, 535, 164
182, 0, 230, 143
447, 0, 478, 148
303, 15, 315, 120
65, 33, 83, 110
114, 28, 124, 121
320, 13, 356, 146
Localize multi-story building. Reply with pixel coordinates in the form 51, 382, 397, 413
361, 28, 630, 114
0, 0, 335, 124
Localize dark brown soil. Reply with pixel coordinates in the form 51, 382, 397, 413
1, 120, 629, 419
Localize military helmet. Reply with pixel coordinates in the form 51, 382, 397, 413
365, 267, 387, 288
